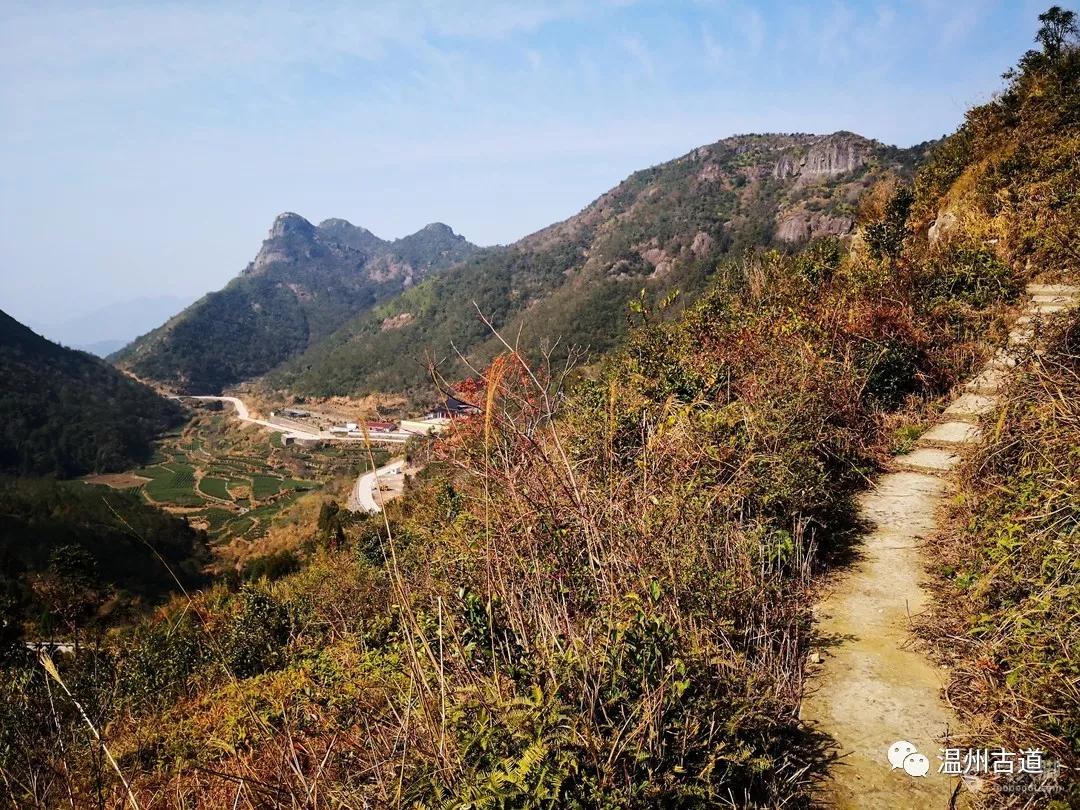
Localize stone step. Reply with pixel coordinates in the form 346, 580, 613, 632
943, 392, 998, 422
858, 471, 947, 535
919, 420, 982, 447
891, 446, 961, 475
1008, 327, 1035, 346
965, 366, 1007, 394
986, 349, 1020, 370
1031, 302, 1070, 314
803, 281, 1072, 808
1026, 283, 1080, 297
1031, 293, 1075, 305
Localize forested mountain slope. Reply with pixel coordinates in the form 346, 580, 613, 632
0, 477, 210, 640
113, 216, 477, 394
4, 10, 1077, 807
269, 131, 928, 398
0, 310, 182, 477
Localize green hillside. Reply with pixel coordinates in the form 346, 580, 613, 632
269, 131, 929, 399
0, 310, 183, 477
0, 477, 210, 638
3, 10, 1077, 807
113, 216, 477, 394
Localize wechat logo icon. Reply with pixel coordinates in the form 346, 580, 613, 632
888, 740, 930, 777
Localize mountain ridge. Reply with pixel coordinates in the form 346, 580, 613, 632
113, 215, 479, 393
117, 130, 929, 399
0, 309, 183, 477
268, 130, 930, 399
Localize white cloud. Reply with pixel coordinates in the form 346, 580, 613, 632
619, 34, 655, 78
0, 2, 632, 115
701, 25, 726, 68
736, 5, 765, 54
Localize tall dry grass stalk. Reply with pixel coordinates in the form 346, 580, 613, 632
38, 653, 140, 810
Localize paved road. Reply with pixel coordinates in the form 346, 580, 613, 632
183, 395, 325, 440
348, 458, 405, 513
179, 395, 412, 444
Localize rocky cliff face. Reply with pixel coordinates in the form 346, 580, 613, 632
773, 133, 870, 182
775, 212, 855, 243
248, 213, 327, 274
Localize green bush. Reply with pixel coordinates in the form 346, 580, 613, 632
224, 587, 293, 678
856, 336, 921, 408
242, 550, 300, 582
918, 245, 1021, 307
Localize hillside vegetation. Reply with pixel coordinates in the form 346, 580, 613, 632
1, 182, 1017, 807
0, 477, 209, 641
268, 132, 927, 399
2, 12, 1076, 807
3, 220, 1016, 805
916, 10, 1080, 805
0, 310, 183, 477
114, 217, 477, 394
923, 313, 1079, 807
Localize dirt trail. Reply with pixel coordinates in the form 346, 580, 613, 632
801, 284, 1080, 808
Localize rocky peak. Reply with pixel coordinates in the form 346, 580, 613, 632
318, 217, 359, 230
247, 213, 321, 274
389, 223, 477, 269
317, 218, 387, 254
417, 222, 455, 236
243, 212, 476, 277
268, 212, 316, 240
393, 222, 468, 249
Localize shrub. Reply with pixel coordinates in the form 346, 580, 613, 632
224, 587, 293, 678
918, 244, 1021, 307
922, 313, 1080, 805
242, 550, 300, 582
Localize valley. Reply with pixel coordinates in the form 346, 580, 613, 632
88, 388, 448, 571
105, 400, 401, 568
2, 7, 1078, 807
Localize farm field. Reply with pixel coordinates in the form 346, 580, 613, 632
130, 408, 388, 545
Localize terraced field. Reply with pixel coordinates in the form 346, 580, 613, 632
131, 410, 387, 544
135, 461, 205, 507
197, 477, 231, 500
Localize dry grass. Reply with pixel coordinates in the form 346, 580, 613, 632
920, 314, 1079, 807
1, 249, 1020, 808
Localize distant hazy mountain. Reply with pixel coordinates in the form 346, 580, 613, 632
0, 310, 183, 477
268, 131, 929, 398
33, 294, 197, 356
113, 217, 478, 394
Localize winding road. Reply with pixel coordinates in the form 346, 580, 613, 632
180, 395, 413, 443
185, 395, 323, 440
347, 458, 405, 513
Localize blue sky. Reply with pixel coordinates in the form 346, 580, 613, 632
0, 0, 1052, 329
